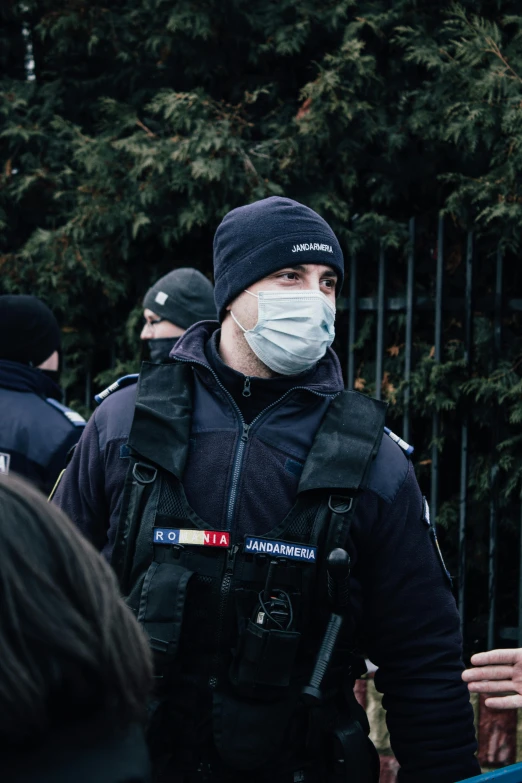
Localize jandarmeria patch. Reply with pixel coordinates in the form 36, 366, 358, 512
153, 528, 230, 547
291, 242, 333, 254
244, 537, 317, 562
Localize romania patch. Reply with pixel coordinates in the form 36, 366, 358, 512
244, 537, 317, 562
153, 528, 230, 547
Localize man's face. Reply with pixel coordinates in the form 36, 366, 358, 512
38, 350, 59, 371
140, 309, 186, 340
225, 263, 337, 331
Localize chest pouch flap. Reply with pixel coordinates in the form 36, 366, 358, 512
137, 561, 194, 660
229, 620, 301, 700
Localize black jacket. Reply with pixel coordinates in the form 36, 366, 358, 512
0, 360, 85, 494
54, 323, 480, 783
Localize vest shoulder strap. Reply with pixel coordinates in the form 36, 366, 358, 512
127, 361, 194, 480
298, 390, 387, 496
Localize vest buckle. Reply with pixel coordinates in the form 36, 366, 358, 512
132, 461, 158, 484
328, 495, 353, 515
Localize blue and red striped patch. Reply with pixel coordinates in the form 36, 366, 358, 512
153, 528, 230, 547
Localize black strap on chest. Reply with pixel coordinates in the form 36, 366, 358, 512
299, 389, 387, 498
127, 361, 194, 480
300, 389, 387, 556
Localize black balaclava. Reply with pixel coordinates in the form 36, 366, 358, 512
146, 336, 180, 363
0, 295, 61, 367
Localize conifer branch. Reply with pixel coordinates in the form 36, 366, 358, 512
135, 119, 156, 138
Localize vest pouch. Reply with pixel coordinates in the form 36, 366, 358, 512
229, 620, 301, 700
137, 561, 194, 663
213, 681, 304, 771
328, 721, 380, 783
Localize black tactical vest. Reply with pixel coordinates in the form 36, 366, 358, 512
111, 363, 387, 781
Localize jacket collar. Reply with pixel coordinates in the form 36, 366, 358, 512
0, 360, 62, 401
170, 321, 345, 396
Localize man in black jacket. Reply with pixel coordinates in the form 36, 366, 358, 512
54, 197, 480, 783
0, 294, 85, 493
141, 267, 216, 363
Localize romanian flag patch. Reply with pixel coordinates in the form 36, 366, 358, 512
153, 528, 230, 547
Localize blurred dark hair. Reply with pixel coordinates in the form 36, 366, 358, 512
0, 475, 153, 744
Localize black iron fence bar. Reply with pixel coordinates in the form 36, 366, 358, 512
431, 215, 444, 524
458, 232, 474, 633
347, 252, 357, 390
403, 218, 415, 443
375, 247, 386, 401
495, 247, 503, 355
519, 502, 522, 647
84, 365, 92, 411
488, 465, 499, 650
488, 247, 503, 650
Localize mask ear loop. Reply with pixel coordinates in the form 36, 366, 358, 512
230, 289, 259, 332
230, 311, 247, 333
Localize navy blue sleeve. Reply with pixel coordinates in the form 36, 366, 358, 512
52, 413, 111, 552
45, 425, 83, 496
356, 462, 480, 783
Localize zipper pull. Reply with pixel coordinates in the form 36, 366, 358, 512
241, 423, 250, 443
242, 376, 251, 398
226, 543, 239, 570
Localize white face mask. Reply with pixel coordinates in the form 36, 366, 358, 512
231, 289, 336, 375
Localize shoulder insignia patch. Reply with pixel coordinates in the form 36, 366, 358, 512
422, 496, 452, 586
94, 374, 139, 405
0, 452, 11, 475
45, 398, 86, 428
384, 426, 414, 455
422, 496, 430, 526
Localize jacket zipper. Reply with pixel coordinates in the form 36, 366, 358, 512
174, 357, 339, 688
175, 356, 338, 533
209, 543, 238, 688
226, 423, 250, 527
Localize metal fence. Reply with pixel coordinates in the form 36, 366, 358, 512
338, 215, 522, 653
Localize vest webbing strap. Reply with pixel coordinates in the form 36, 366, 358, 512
112, 460, 157, 590
298, 390, 387, 496
326, 495, 359, 553
128, 362, 193, 480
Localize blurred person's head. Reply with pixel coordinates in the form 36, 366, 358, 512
141, 267, 216, 362
0, 295, 62, 378
0, 475, 153, 746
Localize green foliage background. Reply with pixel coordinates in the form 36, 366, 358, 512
2, 0, 522, 647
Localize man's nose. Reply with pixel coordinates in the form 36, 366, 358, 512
140, 324, 151, 339
302, 275, 322, 291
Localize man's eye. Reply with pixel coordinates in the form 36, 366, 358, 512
322, 279, 336, 288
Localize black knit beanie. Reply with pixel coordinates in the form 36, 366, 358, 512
143, 267, 216, 328
0, 295, 61, 367
213, 196, 344, 321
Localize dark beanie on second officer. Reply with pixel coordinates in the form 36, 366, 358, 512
0, 295, 61, 366
213, 196, 344, 321
143, 268, 216, 328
